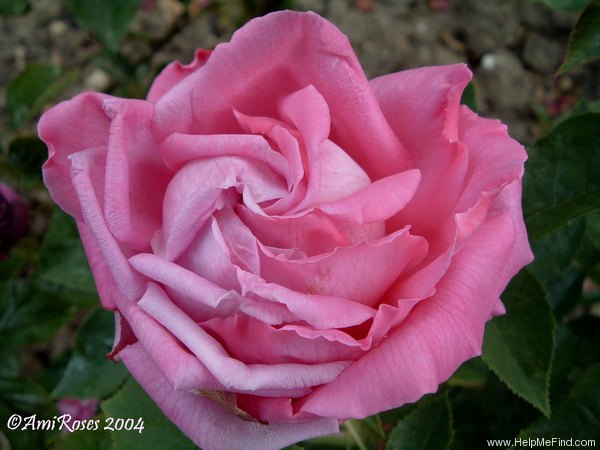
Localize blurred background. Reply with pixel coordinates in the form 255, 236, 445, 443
1, 1, 599, 449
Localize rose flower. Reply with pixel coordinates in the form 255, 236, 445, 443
39, 11, 533, 450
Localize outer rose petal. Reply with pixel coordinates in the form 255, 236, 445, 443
120, 343, 340, 450
456, 107, 528, 211
147, 49, 212, 102
39, 92, 112, 219
69, 148, 144, 302
370, 64, 471, 238
153, 11, 411, 179
299, 213, 519, 418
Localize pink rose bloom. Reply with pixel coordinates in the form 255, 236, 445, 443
39, 11, 532, 450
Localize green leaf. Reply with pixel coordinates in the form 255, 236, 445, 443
461, 82, 478, 112
67, 0, 142, 52
558, 0, 600, 73
447, 357, 489, 388
0, 376, 51, 414
101, 377, 197, 450
546, 267, 585, 319
56, 418, 113, 450
36, 208, 98, 306
0, 249, 24, 282
7, 64, 78, 131
0, 350, 20, 378
0, 279, 73, 352
528, 217, 585, 282
523, 113, 600, 239
0, 398, 46, 450
516, 364, 600, 445
341, 415, 386, 450
7, 136, 48, 179
52, 309, 128, 399
587, 211, 600, 250
386, 394, 453, 450
533, 0, 590, 11
551, 320, 600, 400
482, 270, 555, 416
0, 0, 30, 15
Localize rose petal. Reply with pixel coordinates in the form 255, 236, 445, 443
202, 314, 364, 365
77, 220, 120, 310
102, 98, 171, 251
69, 148, 144, 301
236, 395, 319, 423
155, 156, 286, 260
120, 343, 340, 450
280, 296, 424, 352
258, 227, 428, 306
489, 180, 534, 285
215, 206, 260, 274
152, 11, 411, 179
371, 64, 471, 237
298, 213, 518, 418
175, 217, 240, 290
159, 132, 288, 177
137, 283, 351, 391
238, 206, 353, 256
130, 252, 295, 325
319, 169, 421, 225
147, 49, 212, 102
113, 295, 308, 397
39, 92, 112, 219
455, 107, 528, 212
237, 269, 376, 329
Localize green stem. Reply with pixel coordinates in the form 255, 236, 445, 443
344, 420, 368, 450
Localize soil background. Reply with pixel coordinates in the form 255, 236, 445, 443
1, 0, 599, 146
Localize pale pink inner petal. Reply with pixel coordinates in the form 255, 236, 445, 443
201, 314, 365, 365
155, 156, 287, 260
258, 227, 428, 306
159, 132, 288, 177
237, 268, 376, 329
237, 206, 352, 257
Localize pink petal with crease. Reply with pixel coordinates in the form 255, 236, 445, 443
299, 213, 517, 418
258, 227, 428, 306
39, 92, 111, 219
202, 314, 364, 365
138, 283, 351, 391
69, 149, 144, 301
237, 269, 376, 329
371, 65, 471, 237
102, 98, 171, 251
120, 343, 340, 450
147, 49, 211, 102
153, 11, 411, 178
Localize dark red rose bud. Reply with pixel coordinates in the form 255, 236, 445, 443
0, 182, 28, 259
